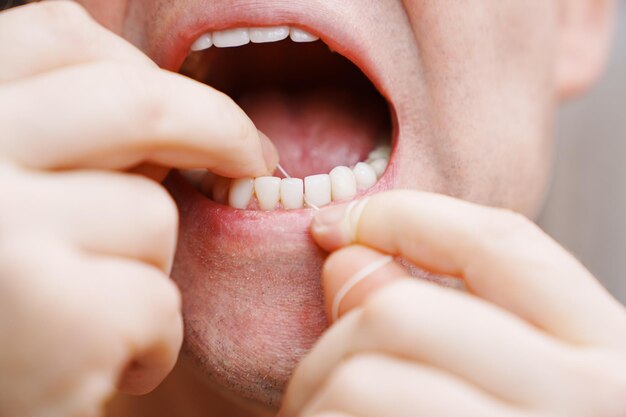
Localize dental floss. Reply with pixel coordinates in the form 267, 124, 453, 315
305, 198, 321, 212
345, 197, 370, 242
331, 255, 394, 322
277, 163, 291, 179
277, 163, 321, 211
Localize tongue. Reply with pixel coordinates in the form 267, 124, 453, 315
238, 89, 388, 179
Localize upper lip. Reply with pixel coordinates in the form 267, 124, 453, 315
141, 0, 399, 197
143, 0, 392, 106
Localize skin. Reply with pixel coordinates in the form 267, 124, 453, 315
284, 192, 626, 416
0, 1, 622, 417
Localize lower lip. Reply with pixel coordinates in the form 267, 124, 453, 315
163, 158, 396, 402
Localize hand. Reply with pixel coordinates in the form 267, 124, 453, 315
0, 2, 277, 417
281, 191, 626, 417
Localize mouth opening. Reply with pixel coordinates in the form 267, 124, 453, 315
179, 32, 393, 210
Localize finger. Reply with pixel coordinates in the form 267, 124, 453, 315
0, 62, 278, 177
291, 354, 526, 417
311, 191, 626, 347
322, 245, 407, 322
284, 279, 573, 414
0, 233, 182, 405
0, 1, 155, 82
1, 166, 178, 273
80, 254, 183, 395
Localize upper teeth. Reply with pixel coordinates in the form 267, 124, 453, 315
254, 177, 282, 211
182, 145, 390, 211
191, 26, 319, 51
304, 174, 332, 208
329, 166, 358, 202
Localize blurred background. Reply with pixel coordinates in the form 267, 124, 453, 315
539, 2, 626, 303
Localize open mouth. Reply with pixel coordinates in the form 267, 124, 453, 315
177, 26, 394, 211
156, 15, 403, 406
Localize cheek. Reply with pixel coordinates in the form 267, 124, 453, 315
401, 1, 559, 215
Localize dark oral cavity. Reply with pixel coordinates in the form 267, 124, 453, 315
180, 41, 392, 179
240, 88, 386, 178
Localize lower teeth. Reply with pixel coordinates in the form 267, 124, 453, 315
181, 144, 390, 211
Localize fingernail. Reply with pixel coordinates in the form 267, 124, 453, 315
259, 131, 279, 173
312, 204, 352, 251
313, 204, 348, 230
311, 198, 369, 251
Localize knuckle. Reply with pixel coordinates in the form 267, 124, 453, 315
0, 168, 37, 234
482, 207, 544, 248
34, 0, 89, 19
33, 1, 95, 46
133, 267, 182, 336
0, 234, 33, 278
321, 249, 347, 279
0, 233, 62, 279
218, 98, 256, 153
154, 273, 182, 313
309, 414, 349, 417
232, 111, 254, 145
113, 265, 176, 319
326, 354, 379, 400
128, 76, 175, 138
127, 176, 178, 242
590, 369, 626, 417
487, 208, 534, 237
212, 92, 251, 144
84, 63, 165, 133
0, 234, 73, 308
566, 350, 626, 417
360, 280, 413, 328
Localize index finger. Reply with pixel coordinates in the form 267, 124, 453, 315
311, 191, 626, 348
0, 1, 156, 83
0, 62, 278, 178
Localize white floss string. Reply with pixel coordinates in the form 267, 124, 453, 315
331, 255, 394, 322
305, 198, 321, 212
276, 163, 321, 211
276, 163, 291, 179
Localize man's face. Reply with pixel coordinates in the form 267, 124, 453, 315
79, 0, 560, 408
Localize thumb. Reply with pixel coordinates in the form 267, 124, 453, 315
321, 245, 408, 323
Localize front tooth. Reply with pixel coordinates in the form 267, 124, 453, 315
280, 178, 304, 209
352, 162, 378, 191
304, 174, 331, 207
369, 158, 389, 178
229, 178, 254, 209
329, 166, 357, 202
249, 26, 289, 43
212, 176, 231, 204
290, 27, 319, 42
255, 177, 281, 211
368, 145, 391, 160
191, 33, 213, 51
213, 28, 250, 48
